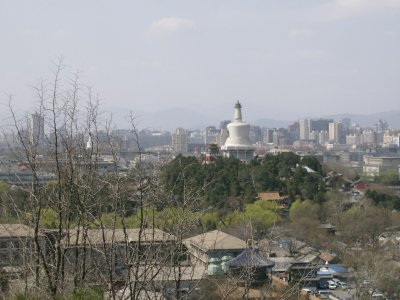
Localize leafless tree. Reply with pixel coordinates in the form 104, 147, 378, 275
2, 60, 214, 300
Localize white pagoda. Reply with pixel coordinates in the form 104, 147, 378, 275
221, 101, 255, 162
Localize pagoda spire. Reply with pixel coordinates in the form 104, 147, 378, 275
233, 101, 243, 122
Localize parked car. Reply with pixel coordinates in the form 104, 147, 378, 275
315, 290, 331, 297
337, 281, 348, 289
301, 288, 313, 294
362, 279, 371, 286
328, 282, 337, 290
371, 290, 385, 299
327, 280, 337, 290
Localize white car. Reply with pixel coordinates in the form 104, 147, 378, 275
363, 279, 371, 286
301, 288, 313, 294
371, 291, 385, 299
327, 280, 337, 290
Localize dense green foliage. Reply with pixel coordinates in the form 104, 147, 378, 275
365, 189, 400, 210
161, 153, 326, 210
289, 199, 319, 222
374, 170, 400, 185
159, 153, 326, 233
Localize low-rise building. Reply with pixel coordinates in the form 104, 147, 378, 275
0, 224, 44, 271
363, 156, 400, 177
63, 228, 176, 279
183, 230, 247, 265
258, 192, 289, 209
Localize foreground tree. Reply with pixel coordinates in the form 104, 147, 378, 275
3, 62, 207, 299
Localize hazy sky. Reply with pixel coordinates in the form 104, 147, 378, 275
1, 0, 399, 123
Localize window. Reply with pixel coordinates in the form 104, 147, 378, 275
11, 252, 23, 265
0, 251, 9, 264
0, 240, 9, 249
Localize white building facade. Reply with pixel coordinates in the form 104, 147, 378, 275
172, 128, 188, 155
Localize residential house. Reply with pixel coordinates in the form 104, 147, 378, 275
0, 224, 44, 274
63, 228, 176, 279
225, 249, 275, 286
269, 257, 294, 281
183, 230, 247, 265
351, 178, 369, 192
258, 192, 289, 209
319, 251, 338, 265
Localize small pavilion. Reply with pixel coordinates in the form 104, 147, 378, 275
225, 249, 275, 286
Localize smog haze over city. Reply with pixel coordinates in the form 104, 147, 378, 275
1, 0, 399, 129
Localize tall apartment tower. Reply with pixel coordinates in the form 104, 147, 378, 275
29, 113, 45, 147
205, 126, 219, 145
299, 119, 310, 140
310, 119, 333, 132
172, 128, 188, 154
329, 122, 344, 144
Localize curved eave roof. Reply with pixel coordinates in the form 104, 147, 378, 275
226, 249, 275, 268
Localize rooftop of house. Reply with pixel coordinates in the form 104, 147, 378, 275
295, 251, 320, 264
226, 249, 275, 268
184, 230, 247, 251
258, 238, 315, 258
319, 251, 337, 263
0, 224, 40, 238
269, 257, 295, 272
258, 240, 291, 257
258, 192, 286, 201
64, 228, 175, 245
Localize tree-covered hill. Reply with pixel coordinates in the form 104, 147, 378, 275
160, 153, 326, 211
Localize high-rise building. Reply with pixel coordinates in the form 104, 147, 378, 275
310, 119, 334, 132
249, 126, 262, 144
346, 134, 362, 146
205, 126, 220, 145
361, 130, 377, 144
272, 128, 289, 146
329, 122, 344, 144
318, 131, 329, 145
299, 119, 310, 140
29, 113, 45, 147
340, 118, 351, 130
172, 128, 188, 154
221, 101, 255, 162
288, 122, 299, 143
263, 128, 274, 144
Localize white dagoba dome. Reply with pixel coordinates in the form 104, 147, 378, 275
221, 101, 255, 162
